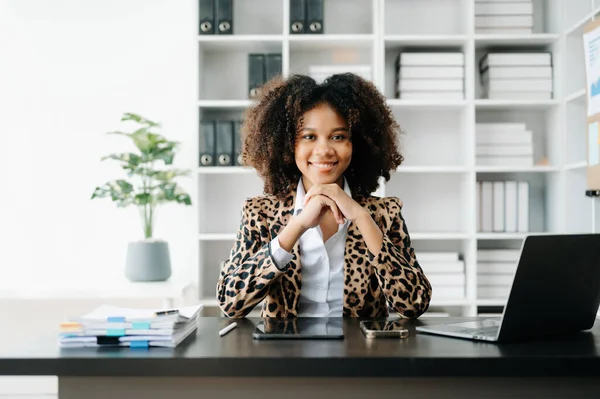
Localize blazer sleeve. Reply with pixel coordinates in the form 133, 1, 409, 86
368, 197, 432, 318
216, 198, 287, 318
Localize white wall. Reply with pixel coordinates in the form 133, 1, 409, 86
0, 0, 197, 286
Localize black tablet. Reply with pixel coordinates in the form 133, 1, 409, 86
252, 317, 344, 340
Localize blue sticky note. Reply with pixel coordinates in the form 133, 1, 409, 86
107, 317, 126, 323
132, 322, 150, 330
107, 329, 125, 336
130, 340, 149, 349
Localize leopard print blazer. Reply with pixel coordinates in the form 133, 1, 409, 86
216, 191, 432, 318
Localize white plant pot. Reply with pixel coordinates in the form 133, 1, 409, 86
125, 239, 172, 282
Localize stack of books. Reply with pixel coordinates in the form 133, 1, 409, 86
395, 52, 464, 100
308, 64, 372, 83
476, 122, 534, 166
475, 0, 534, 34
477, 249, 520, 299
477, 180, 529, 233
58, 304, 203, 348
417, 252, 465, 300
479, 52, 553, 99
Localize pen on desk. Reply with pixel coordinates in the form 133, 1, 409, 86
219, 322, 238, 337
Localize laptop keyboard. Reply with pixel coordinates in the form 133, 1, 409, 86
435, 319, 501, 337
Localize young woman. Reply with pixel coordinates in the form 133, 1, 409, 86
216, 73, 432, 318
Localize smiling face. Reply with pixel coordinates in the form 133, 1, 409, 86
294, 102, 352, 191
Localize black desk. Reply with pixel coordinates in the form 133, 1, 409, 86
2, 317, 600, 398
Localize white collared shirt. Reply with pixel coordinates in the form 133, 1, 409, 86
269, 178, 351, 317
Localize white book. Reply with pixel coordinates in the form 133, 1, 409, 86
476, 131, 533, 145
478, 249, 522, 262
476, 156, 534, 166
517, 181, 529, 232
504, 181, 518, 232
476, 27, 533, 34
481, 181, 493, 232
475, 15, 533, 28
477, 181, 482, 232
476, 122, 527, 132
477, 274, 515, 286
484, 91, 553, 99
398, 79, 464, 91
476, 144, 533, 156
478, 261, 518, 274
399, 66, 464, 79
433, 286, 466, 299
481, 53, 551, 68
398, 52, 464, 66
478, 285, 511, 299
398, 91, 464, 99
482, 66, 553, 79
417, 252, 460, 262
419, 261, 465, 274
475, 2, 533, 15
482, 78, 553, 91
492, 181, 505, 232
427, 273, 466, 286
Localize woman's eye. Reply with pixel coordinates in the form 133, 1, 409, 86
332, 135, 346, 141
302, 135, 315, 140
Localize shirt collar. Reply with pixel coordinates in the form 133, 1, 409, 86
293, 177, 352, 216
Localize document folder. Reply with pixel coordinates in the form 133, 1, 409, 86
216, 0, 233, 34
199, 120, 216, 166
198, 0, 215, 34
216, 121, 234, 166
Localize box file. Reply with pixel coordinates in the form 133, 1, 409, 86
216, 121, 234, 166
198, 0, 215, 34
290, 0, 306, 34
233, 120, 243, 166
248, 54, 265, 98
265, 53, 282, 82
216, 0, 233, 34
199, 120, 216, 166
306, 0, 323, 33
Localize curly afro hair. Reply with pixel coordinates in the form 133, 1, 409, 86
241, 73, 403, 199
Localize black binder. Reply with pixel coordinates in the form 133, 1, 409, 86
233, 120, 243, 166
248, 54, 265, 98
216, 0, 233, 34
198, 0, 215, 34
216, 121, 234, 166
306, 0, 323, 34
265, 53, 282, 82
199, 121, 216, 166
290, 0, 305, 34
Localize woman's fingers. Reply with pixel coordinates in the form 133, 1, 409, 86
319, 195, 345, 224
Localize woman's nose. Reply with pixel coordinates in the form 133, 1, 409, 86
315, 140, 334, 155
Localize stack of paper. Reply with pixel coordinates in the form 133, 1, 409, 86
58, 304, 203, 348
395, 52, 464, 99
417, 252, 465, 300
308, 65, 372, 84
475, 0, 534, 34
476, 122, 534, 166
479, 52, 553, 99
477, 249, 520, 299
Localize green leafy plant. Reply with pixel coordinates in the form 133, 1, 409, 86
91, 113, 192, 239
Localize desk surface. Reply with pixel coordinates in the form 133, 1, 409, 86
1, 317, 600, 378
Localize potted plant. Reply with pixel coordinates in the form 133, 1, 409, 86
91, 113, 192, 282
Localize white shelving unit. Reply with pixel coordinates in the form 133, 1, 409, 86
193, 0, 598, 317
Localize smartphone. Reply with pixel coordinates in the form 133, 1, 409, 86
360, 320, 409, 338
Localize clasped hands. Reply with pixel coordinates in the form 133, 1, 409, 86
296, 183, 366, 230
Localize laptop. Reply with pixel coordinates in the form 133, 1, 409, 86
416, 234, 600, 343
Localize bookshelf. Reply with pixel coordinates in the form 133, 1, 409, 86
194, 0, 597, 317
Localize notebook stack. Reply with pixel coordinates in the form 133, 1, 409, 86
308, 64, 372, 84
479, 52, 553, 99
417, 252, 465, 300
477, 249, 520, 299
395, 52, 464, 100
475, 0, 534, 34
58, 304, 203, 348
477, 180, 529, 233
476, 122, 533, 166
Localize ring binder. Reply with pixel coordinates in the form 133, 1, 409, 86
306, 0, 323, 34
198, 0, 215, 34
290, 0, 306, 34
216, 0, 233, 34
